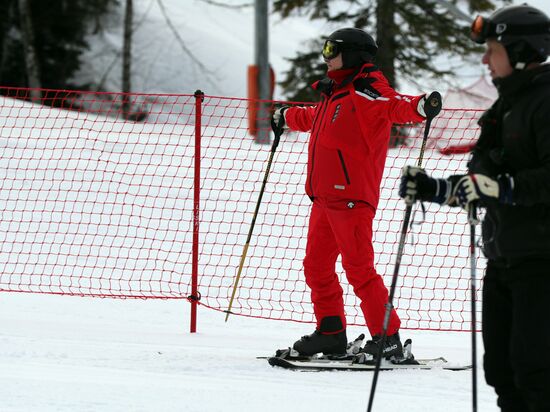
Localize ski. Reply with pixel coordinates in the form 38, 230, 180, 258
267, 355, 471, 371
266, 335, 471, 371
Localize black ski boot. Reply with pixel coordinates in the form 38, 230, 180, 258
293, 316, 347, 356
362, 332, 404, 360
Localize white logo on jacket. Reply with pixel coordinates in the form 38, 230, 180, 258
355, 89, 390, 101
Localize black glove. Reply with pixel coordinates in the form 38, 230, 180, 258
399, 166, 453, 205
271, 106, 289, 133
453, 173, 514, 207
417, 91, 442, 119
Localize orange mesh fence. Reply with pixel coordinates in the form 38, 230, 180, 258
0, 87, 485, 331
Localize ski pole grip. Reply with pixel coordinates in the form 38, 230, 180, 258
270, 116, 285, 152
424, 91, 442, 120
468, 201, 479, 225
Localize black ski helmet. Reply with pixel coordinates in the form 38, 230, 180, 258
471, 4, 550, 69
323, 28, 378, 68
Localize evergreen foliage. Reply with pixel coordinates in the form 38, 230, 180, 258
274, 0, 511, 101
279, 41, 327, 102
0, 0, 118, 91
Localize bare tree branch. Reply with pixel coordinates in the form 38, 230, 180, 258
197, 0, 253, 9
156, 0, 219, 88
431, 0, 473, 23
96, 0, 156, 91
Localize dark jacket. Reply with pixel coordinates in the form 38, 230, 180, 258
468, 65, 550, 262
285, 63, 424, 208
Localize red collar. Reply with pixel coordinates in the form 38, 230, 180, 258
327, 68, 358, 85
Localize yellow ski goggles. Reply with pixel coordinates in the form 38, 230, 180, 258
322, 40, 341, 60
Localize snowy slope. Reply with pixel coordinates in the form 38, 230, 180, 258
0, 94, 495, 411
0, 91, 484, 330
0, 293, 498, 412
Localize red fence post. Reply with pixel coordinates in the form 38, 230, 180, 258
190, 90, 204, 333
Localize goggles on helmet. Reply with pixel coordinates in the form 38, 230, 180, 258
470, 15, 493, 44
322, 40, 341, 60
471, 14, 550, 44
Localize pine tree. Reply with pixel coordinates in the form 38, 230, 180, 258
0, 0, 118, 92
274, 0, 511, 101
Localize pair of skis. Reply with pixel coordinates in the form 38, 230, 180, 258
266, 334, 471, 372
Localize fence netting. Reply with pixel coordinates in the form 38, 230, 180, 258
0, 87, 485, 331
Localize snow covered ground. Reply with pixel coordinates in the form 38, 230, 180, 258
1, 292, 498, 412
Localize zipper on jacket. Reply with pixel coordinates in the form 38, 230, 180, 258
308, 71, 360, 198
308, 97, 330, 198
337, 150, 351, 185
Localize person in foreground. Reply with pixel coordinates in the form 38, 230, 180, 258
399, 4, 550, 411
272, 27, 440, 360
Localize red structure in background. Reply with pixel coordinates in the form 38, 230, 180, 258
247, 65, 275, 137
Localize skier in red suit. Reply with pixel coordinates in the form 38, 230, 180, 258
272, 27, 439, 358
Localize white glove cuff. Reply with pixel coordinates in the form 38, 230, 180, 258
417, 97, 426, 117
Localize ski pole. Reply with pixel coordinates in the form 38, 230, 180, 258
367, 92, 442, 412
225, 116, 284, 322
468, 203, 479, 412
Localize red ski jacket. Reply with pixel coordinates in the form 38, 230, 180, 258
285, 63, 425, 209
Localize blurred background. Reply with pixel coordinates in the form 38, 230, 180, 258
1, 0, 549, 102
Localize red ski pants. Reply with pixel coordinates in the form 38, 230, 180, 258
303, 198, 400, 336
